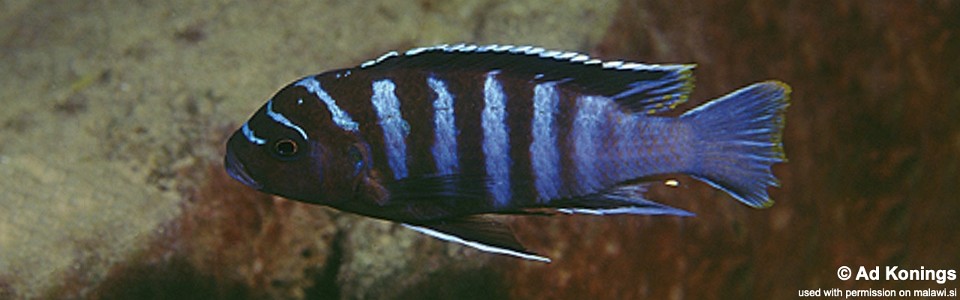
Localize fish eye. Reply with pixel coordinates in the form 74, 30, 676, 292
273, 138, 299, 158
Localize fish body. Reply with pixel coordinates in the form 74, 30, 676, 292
224, 44, 790, 262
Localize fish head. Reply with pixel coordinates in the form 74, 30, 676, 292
224, 81, 368, 205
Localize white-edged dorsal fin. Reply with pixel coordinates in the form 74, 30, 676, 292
361, 44, 695, 115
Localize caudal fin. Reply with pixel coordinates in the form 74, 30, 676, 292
680, 81, 790, 208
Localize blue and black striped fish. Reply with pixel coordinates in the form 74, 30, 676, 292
224, 44, 790, 262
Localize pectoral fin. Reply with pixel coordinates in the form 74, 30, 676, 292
403, 216, 550, 263
384, 173, 489, 204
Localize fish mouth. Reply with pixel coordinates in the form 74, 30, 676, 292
224, 148, 263, 190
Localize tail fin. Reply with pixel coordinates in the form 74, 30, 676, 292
680, 81, 790, 208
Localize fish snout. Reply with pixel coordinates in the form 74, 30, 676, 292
224, 147, 263, 190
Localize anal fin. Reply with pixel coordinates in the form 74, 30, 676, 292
552, 184, 695, 217
403, 216, 550, 262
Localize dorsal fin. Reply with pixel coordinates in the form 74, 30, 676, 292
357, 43, 695, 115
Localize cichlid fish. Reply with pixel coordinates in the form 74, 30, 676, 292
224, 44, 790, 262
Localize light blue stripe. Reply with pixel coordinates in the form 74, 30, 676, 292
482, 71, 511, 207
371, 79, 409, 180
242, 122, 266, 145
402, 224, 551, 262
613, 114, 636, 180
295, 77, 359, 132
266, 100, 308, 141
558, 206, 694, 217
428, 76, 459, 175
530, 82, 561, 201
572, 96, 605, 193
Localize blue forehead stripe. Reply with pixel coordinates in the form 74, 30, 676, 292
242, 122, 267, 145
295, 77, 359, 132
266, 100, 309, 141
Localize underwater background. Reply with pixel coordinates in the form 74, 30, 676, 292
1, 0, 957, 299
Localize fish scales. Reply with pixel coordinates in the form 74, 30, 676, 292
427, 76, 458, 176
224, 43, 791, 262
307, 67, 679, 208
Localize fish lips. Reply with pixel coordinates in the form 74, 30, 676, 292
224, 146, 263, 190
